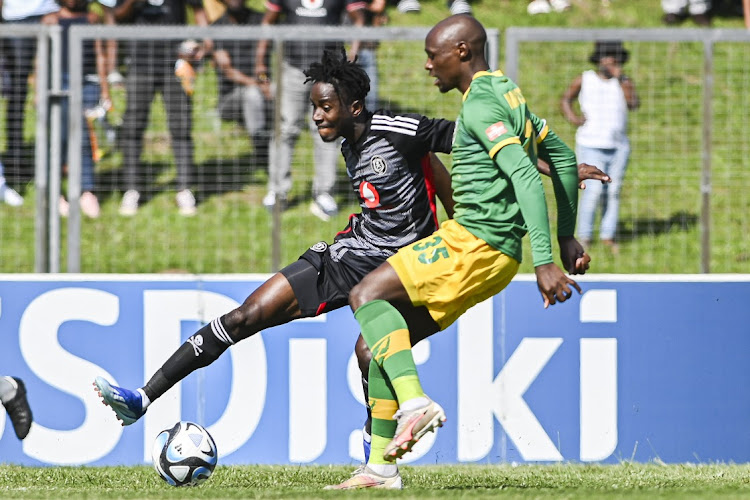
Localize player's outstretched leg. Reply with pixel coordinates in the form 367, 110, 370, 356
384, 396, 446, 462
93, 376, 145, 426
324, 464, 402, 490
0, 376, 33, 439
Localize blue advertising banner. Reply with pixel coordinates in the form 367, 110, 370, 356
1, 275, 748, 466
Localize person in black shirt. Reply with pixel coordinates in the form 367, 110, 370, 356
212, 0, 272, 165
254, 0, 366, 220
114, 0, 209, 216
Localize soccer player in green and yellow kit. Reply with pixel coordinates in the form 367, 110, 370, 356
328, 14, 592, 489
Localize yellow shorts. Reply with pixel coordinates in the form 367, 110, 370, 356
388, 219, 520, 330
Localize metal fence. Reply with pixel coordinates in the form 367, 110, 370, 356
505, 28, 750, 273
1, 26, 748, 274
1, 25, 498, 274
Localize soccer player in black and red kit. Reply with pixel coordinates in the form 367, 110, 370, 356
94, 49, 456, 432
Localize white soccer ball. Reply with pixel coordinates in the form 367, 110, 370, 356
152, 421, 218, 487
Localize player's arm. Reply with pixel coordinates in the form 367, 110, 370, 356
532, 113, 590, 274
417, 116, 454, 154
537, 159, 611, 190
494, 142, 583, 302
531, 113, 578, 237
462, 98, 554, 266
428, 153, 454, 219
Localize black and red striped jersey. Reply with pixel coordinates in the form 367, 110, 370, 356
330, 110, 454, 263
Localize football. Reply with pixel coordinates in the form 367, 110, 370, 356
152, 421, 218, 487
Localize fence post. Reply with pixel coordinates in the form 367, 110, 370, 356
49, 25, 64, 273
700, 38, 713, 274
34, 31, 51, 273
270, 40, 284, 273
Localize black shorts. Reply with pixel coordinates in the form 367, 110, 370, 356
280, 241, 386, 318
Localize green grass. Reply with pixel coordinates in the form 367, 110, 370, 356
1, 463, 750, 499
1, 0, 749, 273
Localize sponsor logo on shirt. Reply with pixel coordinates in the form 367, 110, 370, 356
359, 181, 380, 209
486, 121, 508, 141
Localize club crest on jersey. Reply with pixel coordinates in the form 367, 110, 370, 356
486, 121, 508, 141
310, 242, 328, 252
370, 155, 387, 175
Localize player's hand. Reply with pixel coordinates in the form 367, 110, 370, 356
558, 235, 590, 275
577, 163, 611, 190
535, 262, 582, 309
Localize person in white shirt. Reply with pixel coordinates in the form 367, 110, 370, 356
561, 40, 639, 252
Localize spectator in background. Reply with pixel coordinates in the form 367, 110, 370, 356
661, 0, 711, 25
254, 0, 365, 221
0, 0, 59, 182
0, 376, 32, 440
527, 0, 569, 15
561, 40, 639, 253
55, 0, 112, 219
96, 0, 123, 87
353, 0, 386, 111
212, 0, 272, 165
395, 0, 471, 15
114, 0, 209, 216
0, 160, 23, 206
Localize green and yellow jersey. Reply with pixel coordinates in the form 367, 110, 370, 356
451, 70, 579, 266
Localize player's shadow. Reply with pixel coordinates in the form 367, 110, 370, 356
617, 210, 698, 241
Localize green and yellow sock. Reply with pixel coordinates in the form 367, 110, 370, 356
367, 359, 397, 465
355, 300, 425, 404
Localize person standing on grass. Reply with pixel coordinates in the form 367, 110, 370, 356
326, 15, 590, 489
561, 40, 639, 253
253, 0, 366, 221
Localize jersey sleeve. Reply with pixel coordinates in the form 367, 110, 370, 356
464, 94, 554, 266
533, 112, 579, 237
416, 116, 454, 154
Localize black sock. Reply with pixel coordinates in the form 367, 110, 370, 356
142, 316, 232, 402
362, 376, 372, 435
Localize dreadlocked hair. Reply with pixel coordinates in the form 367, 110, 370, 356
304, 49, 371, 107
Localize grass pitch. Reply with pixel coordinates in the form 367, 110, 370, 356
1, 463, 749, 499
